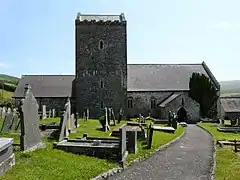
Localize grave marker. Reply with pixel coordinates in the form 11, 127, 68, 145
20, 84, 44, 152
1, 112, 14, 133
42, 105, 47, 119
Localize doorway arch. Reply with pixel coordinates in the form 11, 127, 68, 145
177, 107, 187, 122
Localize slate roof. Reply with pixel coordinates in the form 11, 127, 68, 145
76, 13, 125, 22
127, 62, 219, 91
220, 98, 240, 113
13, 75, 75, 98
13, 62, 219, 98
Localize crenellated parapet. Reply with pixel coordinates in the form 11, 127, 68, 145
75, 12, 126, 26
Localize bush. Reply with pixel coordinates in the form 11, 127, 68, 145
0, 82, 16, 92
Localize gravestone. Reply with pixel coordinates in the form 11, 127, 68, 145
1, 112, 14, 133
119, 124, 127, 161
86, 108, 89, 120
58, 111, 68, 142
0, 138, 15, 176
172, 115, 178, 130
52, 109, 55, 118
49, 109, 52, 118
20, 84, 44, 152
64, 98, 71, 133
168, 111, 172, 126
2, 107, 6, 119
42, 105, 47, 119
127, 129, 137, 154
105, 107, 110, 132
10, 113, 19, 131
118, 108, 123, 124
7, 108, 11, 114
111, 108, 116, 126
147, 123, 154, 149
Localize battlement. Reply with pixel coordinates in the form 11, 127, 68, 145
75, 13, 126, 25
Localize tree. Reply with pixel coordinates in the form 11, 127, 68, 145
189, 72, 217, 118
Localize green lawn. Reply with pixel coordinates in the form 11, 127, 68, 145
198, 123, 240, 180
40, 117, 61, 125
0, 119, 184, 180
0, 89, 13, 99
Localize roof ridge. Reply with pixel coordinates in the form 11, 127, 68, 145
127, 63, 203, 65
22, 74, 74, 76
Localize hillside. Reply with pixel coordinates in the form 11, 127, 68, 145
0, 74, 19, 100
220, 80, 240, 97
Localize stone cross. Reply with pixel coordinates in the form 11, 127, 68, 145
20, 84, 44, 152
42, 105, 47, 119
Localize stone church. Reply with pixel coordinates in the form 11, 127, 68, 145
13, 13, 221, 121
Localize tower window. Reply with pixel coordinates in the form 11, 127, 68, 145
151, 98, 156, 109
99, 40, 104, 50
100, 101, 104, 108
100, 80, 104, 88
127, 97, 133, 108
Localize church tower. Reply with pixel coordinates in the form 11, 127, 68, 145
73, 13, 127, 118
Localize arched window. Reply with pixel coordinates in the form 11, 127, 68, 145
127, 97, 133, 108
150, 98, 156, 109
100, 80, 104, 88
100, 101, 104, 108
99, 40, 104, 50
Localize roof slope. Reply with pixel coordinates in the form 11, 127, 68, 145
220, 98, 240, 113
13, 62, 219, 98
13, 75, 75, 98
127, 63, 216, 91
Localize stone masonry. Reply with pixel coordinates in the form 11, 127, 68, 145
73, 14, 127, 118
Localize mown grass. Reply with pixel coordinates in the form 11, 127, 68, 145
198, 122, 240, 180
40, 117, 61, 125
127, 125, 184, 164
0, 118, 184, 180
0, 89, 13, 99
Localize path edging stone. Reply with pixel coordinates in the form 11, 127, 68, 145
197, 124, 216, 180
91, 126, 185, 180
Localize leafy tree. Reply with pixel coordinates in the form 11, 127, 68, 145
189, 72, 217, 118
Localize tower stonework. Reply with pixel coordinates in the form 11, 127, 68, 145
73, 13, 127, 118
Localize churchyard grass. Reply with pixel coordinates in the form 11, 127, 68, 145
0, 118, 184, 180
40, 117, 61, 124
198, 122, 240, 180
127, 125, 184, 164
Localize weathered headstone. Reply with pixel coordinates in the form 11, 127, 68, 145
118, 108, 123, 124
172, 115, 178, 130
10, 113, 19, 131
111, 108, 116, 126
86, 108, 89, 120
58, 111, 68, 142
42, 105, 47, 119
105, 107, 110, 132
119, 124, 127, 161
0, 138, 15, 176
20, 84, 44, 152
52, 109, 55, 118
2, 107, 6, 119
1, 112, 14, 133
7, 108, 11, 114
48, 109, 52, 118
147, 123, 154, 149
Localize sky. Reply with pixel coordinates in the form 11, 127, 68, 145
0, 0, 239, 81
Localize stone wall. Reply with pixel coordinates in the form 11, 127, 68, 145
159, 92, 200, 121
127, 91, 173, 117
14, 97, 67, 114
74, 19, 127, 118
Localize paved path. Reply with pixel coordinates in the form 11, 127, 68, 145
108, 125, 213, 180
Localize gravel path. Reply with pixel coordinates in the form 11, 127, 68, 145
107, 125, 213, 180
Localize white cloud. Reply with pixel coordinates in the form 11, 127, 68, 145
211, 22, 240, 30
